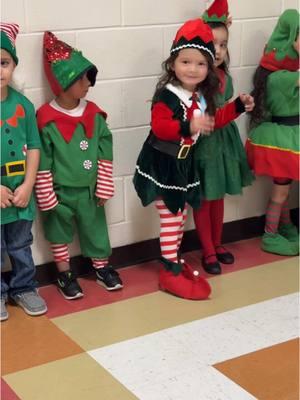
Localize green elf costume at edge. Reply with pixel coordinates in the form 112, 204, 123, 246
246, 9, 299, 255
35, 32, 122, 298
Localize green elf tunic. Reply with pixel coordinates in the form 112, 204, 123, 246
1, 86, 40, 225
194, 71, 254, 200
246, 70, 299, 180
36, 100, 113, 258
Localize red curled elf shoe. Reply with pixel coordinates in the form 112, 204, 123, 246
158, 258, 211, 300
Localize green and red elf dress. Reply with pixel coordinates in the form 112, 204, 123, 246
246, 70, 299, 180
194, 69, 254, 200
35, 99, 114, 259
133, 83, 204, 215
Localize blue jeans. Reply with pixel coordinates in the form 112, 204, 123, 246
1, 220, 37, 299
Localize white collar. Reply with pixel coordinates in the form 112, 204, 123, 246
50, 99, 87, 117
166, 83, 207, 112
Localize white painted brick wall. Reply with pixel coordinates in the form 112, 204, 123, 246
2, 0, 298, 266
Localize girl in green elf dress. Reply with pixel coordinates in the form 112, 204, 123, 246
193, 0, 255, 275
246, 9, 299, 256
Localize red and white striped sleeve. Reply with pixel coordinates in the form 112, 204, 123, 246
95, 160, 114, 200
35, 170, 58, 211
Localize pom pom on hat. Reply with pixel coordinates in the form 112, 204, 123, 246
171, 18, 215, 62
0, 22, 19, 64
260, 9, 299, 71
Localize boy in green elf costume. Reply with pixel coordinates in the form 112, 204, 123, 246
35, 32, 123, 299
1, 22, 47, 321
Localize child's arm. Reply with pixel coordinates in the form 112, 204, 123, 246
13, 149, 40, 208
214, 94, 254, 130
152, 102, 214, 140
1, 185, 14, 208
34, 123, 58, 212
95, 115, 114, 206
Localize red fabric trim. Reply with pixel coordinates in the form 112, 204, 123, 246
217, 68, 226, 94
260, 51, 299, 72
214, 100, 239, 129
246, 139, 299, 181
37, 101, 107, 143
207, 0, 229, 19
173, 19, 214, 45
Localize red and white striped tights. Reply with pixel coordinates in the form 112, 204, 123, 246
51, 244, 108, 269
155, 199, 188, 263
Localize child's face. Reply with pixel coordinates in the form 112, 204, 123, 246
212, 26, 228, 67
0, 49, 15, 90
172, 48, 209, 92
64, 73, 91, 100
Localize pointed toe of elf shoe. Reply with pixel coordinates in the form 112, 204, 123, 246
261, 232, 299, 256
202, 255, 222, 275
159, 261, 211, 300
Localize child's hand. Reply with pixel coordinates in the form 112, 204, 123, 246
190, 111, 215, 136
240, 94, 255, 112
97, 198, 108, 207
12, 183, 32, 208
1, 185, 14, 208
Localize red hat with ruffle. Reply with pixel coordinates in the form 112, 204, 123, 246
171, 18, 215, 62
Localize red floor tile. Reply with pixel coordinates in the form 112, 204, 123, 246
40, 238, 289, 319
1, 379, 21, 400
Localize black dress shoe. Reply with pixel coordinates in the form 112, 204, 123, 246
202, 255, 221, 275
216, 247, 234, 264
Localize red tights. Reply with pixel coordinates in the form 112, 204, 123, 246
193, 199, 224, 262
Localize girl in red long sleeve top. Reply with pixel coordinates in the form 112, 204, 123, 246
133, 19, 223, 300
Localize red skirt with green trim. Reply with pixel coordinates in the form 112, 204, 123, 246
246, 122, 299, 180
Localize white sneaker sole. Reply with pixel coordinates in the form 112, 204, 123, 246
96, 279, 123, 291
15, 303, 48, 316
58, 288, 84, 300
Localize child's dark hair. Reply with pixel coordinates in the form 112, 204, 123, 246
152, 50, 219, 116
249, 66, 273, 128
207, 21, 230, 73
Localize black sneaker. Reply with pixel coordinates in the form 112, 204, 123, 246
95, 266, 123, 291
57, 271, 84, 300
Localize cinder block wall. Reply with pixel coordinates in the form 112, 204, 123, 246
2, 0, 298, 266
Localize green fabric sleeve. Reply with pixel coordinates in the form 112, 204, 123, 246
25, 101, 41, 150
97, 115, 113, 161
38, 125, 54, 171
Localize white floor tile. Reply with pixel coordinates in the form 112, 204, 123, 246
88, 293, 298, 400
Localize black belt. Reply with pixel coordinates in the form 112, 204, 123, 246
147, 134, 191, 159
1, 161, 26, 176
271, 115, 299, 126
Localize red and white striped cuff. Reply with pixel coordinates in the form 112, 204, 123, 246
35, 170, 58, 211
95, 160, 114, 200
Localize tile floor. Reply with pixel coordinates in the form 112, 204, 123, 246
1, 238, 299, 400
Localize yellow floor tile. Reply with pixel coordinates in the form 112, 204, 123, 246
4, 353, 138, 400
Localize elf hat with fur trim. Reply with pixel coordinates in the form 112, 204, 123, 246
202, 0, 229, 24
170, 18, 215, 62
260, 9, 299, 72
43, 31, 98, 96
0, 22, 19, 65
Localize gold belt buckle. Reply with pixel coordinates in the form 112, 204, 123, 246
177, 144, 191, 159
6, 160, 26, 176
